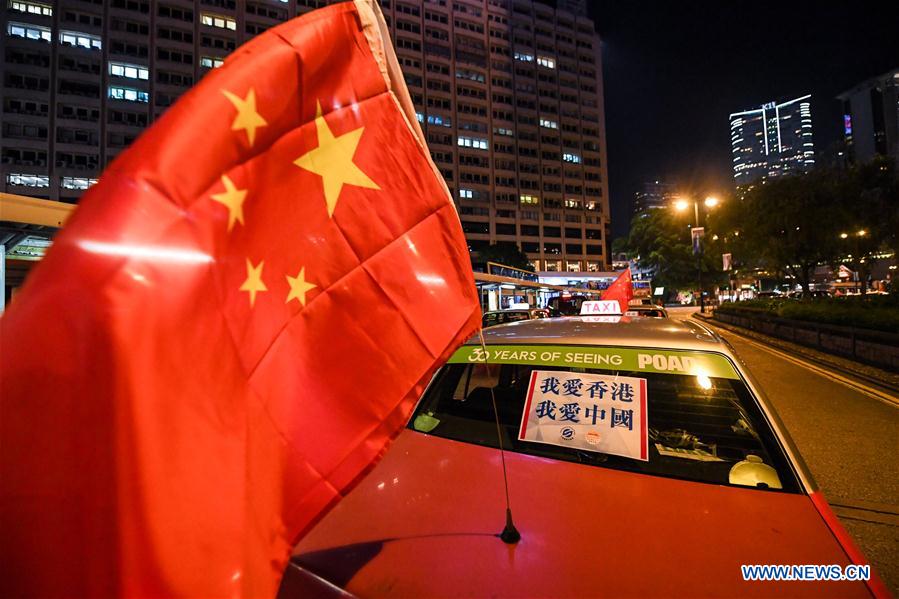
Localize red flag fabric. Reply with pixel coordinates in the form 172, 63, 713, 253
602, 267, 634, 313
0, 1, 479, 596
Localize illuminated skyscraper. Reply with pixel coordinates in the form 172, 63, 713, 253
729, 95, 815, 187
838, 69, 899, 167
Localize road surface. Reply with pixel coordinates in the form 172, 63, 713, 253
667, 306, 899, 593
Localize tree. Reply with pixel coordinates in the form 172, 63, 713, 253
477, 242, 534, 272
734, 161, 898, 296
736, 171, 844, 296
611, 236, 629, 256
621, 209, 726, 298
834, 158, 899, 294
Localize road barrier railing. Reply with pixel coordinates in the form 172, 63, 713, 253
712, 310, 899, 373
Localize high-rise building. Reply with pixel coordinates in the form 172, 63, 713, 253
633, 179, 674, 214
1, 0, 611, 271
729, 95, 815, 187
837, 68, 899, 167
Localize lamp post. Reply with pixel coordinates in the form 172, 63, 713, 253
674, 195, 720, 311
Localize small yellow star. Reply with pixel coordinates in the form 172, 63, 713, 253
239, 258, 267, 307
210, 175, 246, 231
294, 101, 380, 217
223, 88, 268, 147
285, 267, 317, 307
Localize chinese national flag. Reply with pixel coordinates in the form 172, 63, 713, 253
0, 2, 479, 596
602, 267, 634, 313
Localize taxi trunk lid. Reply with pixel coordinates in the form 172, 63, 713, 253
288, 430, 870, 598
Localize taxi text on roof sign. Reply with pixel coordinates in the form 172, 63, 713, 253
449, 345, 740, 380
580, 300, 622, 315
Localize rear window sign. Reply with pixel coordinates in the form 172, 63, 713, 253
519, 370, 649, 461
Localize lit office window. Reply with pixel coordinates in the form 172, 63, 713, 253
457, 136, 488, 150
539, 118, 558, 129
459, 189, 474, 199
427, 114, 452, 127
513, 52, 534, 62
415, 112, 424, 123
6, 173, 49, 188
200, 56, 224, 68
519, 194, 540, 205
201, 13, 237, 30
562, 152, 581, 164
493, 127, 514, 136
109, 61, 149, 80
109, 86, 149, 103
9, 1, 52, 16
564, 198, 581, 209
61, 176, 98, 190
60, 30, 101, 50
7, 21, 51, 42
537, 56, 555, 69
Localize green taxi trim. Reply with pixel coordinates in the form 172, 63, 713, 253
448, 344, 741, 380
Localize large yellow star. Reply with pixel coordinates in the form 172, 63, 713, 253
293, 101, 380, 217
223, 88, 267, 147
210, 175, 246, 231
285, 267, 317, 307
239, 258, 267, 307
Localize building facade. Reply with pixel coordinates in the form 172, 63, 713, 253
1, 0, 611, 271
729, 94, 815, 188
632, 179, 674, 214
837, 68, 899, 167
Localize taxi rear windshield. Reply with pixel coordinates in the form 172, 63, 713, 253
410, 353, 799, 492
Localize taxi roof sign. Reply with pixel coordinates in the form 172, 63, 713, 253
580, 300, 622, 315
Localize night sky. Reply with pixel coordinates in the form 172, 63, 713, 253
585, 0, 899, 240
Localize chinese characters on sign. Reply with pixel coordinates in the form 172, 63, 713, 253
519, 370, 648, 461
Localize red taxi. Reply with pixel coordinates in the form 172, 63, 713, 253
280, 317, 886, 598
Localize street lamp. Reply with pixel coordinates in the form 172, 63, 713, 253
672, 194, 723, 311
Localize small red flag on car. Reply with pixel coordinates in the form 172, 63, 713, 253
602, 267, 634, 313
0, 1, 480, 596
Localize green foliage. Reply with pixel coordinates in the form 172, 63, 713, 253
478, 242, 535, 272
835, 158, 899, 290
716, 295, 899, 333
611, 236, 628, 255
736, 171, 845, 293
618, 159, 898, 298
620, 208, 727, 294
727, 158, 899, 294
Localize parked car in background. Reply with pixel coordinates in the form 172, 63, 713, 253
756, 291, 784, 300
628, 298, 654, 307
786, 290, 832, 300
482, 308, 550, 328
625, 304, 669, 318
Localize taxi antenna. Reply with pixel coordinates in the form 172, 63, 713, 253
477, 328, 521, 545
